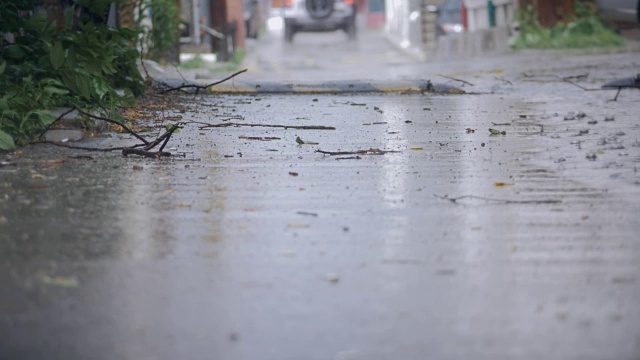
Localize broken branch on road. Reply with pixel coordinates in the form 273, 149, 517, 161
554, 75, 602, 91
433, 194, 561, 205
31, 112, 181, 157
316, 148, 399, 156
193, 121, 336, 131
122, 148, 172, 158
438, 74, 474, 86
160, 69, 248, 94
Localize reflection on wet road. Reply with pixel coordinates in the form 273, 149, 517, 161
1, 92, 639, 359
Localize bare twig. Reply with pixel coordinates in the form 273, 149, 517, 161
193, 121, 335, 130
335, 156, 362, 160
493, 76, 513, 85
161, 69, 248, 94
610, 87, 622, 102
38, 107, 77, 140
122, 148, 171, 158
144, 124, 180, 150
554, 75, 602, 91
239, 136, 281, 141
316, 148, 399, 156
30, 141, 145, 152
75, 108, 150, 145
433, 194, 560, 204
158, 124, 179, 152
438, 74, 474, 86
491, 122, 511, 126
563, 73, 589, 81
140, 54, 150, 80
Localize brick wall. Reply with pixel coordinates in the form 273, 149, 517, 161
226, 0, 245, 48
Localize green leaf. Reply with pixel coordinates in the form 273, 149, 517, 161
0, 130, 16, 151
296, 136, 304, 145
4, 45, 25, 60
75, 75, 92, 99
44, 86, 69, 95
165, 124, 180, 133
63, 7, 75, 29
31, 110, 55, 126
92, 77, 110, 100
50, 41, 65, 69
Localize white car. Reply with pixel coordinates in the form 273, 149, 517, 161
596, 0, 639, 23
281, 0, 357, 42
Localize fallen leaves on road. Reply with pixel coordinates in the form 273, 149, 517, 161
489, 128, 507, 135
296, 136, 319, 145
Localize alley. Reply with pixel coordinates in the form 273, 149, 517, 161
2, 24, 640, 360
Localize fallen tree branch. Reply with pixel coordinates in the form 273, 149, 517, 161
30, 141, 145, 152
194, 121, 336, 130
438, 74, 474, 86
38, 107, 77, 140
554, 75, 602, 91
563, 73, 589, 81
31, 122, 181, 155
144, 124, 180, 150
316, 148, 399, 156
75, 108, 150, 145
161, 69, 248, 94
122, 148, 171, 158
335, 156, 362, 160
493, 76, 513, 85
433, 194, 561, 204
158, 124, 179, 152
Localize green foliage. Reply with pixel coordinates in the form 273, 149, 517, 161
0, 130, 16, 151
0, 1, 144, 148
126, 0, 179, 63
511, 2, 624, 50
231, 48, 246, 65
180, 55, 206, 69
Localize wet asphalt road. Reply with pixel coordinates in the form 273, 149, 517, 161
2, 28, 640, 360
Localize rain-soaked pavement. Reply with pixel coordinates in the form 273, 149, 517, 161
2, 27, 640, 360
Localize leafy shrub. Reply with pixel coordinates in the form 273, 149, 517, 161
124, 0, 180, 63
511, 1, 624, 50
0, 1, 144, 150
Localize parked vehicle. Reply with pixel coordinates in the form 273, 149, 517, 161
596, 0, 640, 23
281, 0, 357, 42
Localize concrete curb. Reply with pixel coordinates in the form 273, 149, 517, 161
205, 79, 465, 94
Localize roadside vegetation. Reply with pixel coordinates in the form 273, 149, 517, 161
511, 1, 624, 50
180, 48, 246, 73
0, 0, 179, 150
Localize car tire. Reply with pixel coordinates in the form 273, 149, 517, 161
305, 0, 334, 19
345, 16, 356, 40
284, 21, 296, 43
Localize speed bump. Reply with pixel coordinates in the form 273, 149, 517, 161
207, 79, 464, 94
